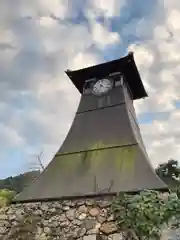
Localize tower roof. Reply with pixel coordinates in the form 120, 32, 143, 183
66, 52, 148, 100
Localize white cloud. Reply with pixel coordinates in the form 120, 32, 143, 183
91, 22, 120, 49
128, 1, 180, 165
70, 52, 101, 70
88, 0, 125, 18
1, 0, 180, 178
0, 122, 25, 148
140, 112, 180, 167
0, 1, 102, 176
167, 9, 180, 31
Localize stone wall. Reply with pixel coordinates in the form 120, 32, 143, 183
0, 197, 123, 240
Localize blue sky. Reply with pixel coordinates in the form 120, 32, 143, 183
0, 0, 180, 179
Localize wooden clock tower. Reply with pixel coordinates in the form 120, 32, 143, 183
13, 52, 167, 203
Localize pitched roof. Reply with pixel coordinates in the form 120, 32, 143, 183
66, 52, 148, 100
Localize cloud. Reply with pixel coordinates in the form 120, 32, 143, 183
91, 22, 120, 49
87, 0, 125, 18
127, 0, 180, 166
0, 0, 180, 178
0, 122, 24, 148
0, 0, 123, 177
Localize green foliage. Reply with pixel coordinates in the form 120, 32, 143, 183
0, 189, 16, 206
0, 170, 40, 193
111, 189, 180, 240
156, 159, 180, 187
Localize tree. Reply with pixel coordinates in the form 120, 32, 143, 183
28, 151, 45, 172
37, 151, 45, 171
111, 189, 180, 240
156, 159, 180, 187
0, 171, 40, 193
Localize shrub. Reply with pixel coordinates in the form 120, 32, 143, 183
0, 189, 16, 206
111, 190, 180, 240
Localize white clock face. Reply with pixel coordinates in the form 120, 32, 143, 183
92, 78, 113, 96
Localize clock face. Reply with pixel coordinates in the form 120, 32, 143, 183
92, 78, 113, 96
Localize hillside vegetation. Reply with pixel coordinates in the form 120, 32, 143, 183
0, 170, 40, 193
0, 170, 40, 207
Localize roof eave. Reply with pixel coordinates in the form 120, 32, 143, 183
65, 52, 148, 100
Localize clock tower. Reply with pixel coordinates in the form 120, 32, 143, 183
13, 52, 167, 203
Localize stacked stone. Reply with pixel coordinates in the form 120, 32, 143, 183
0, 197, 123, 240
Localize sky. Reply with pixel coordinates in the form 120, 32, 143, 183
0, 0, 180, 179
